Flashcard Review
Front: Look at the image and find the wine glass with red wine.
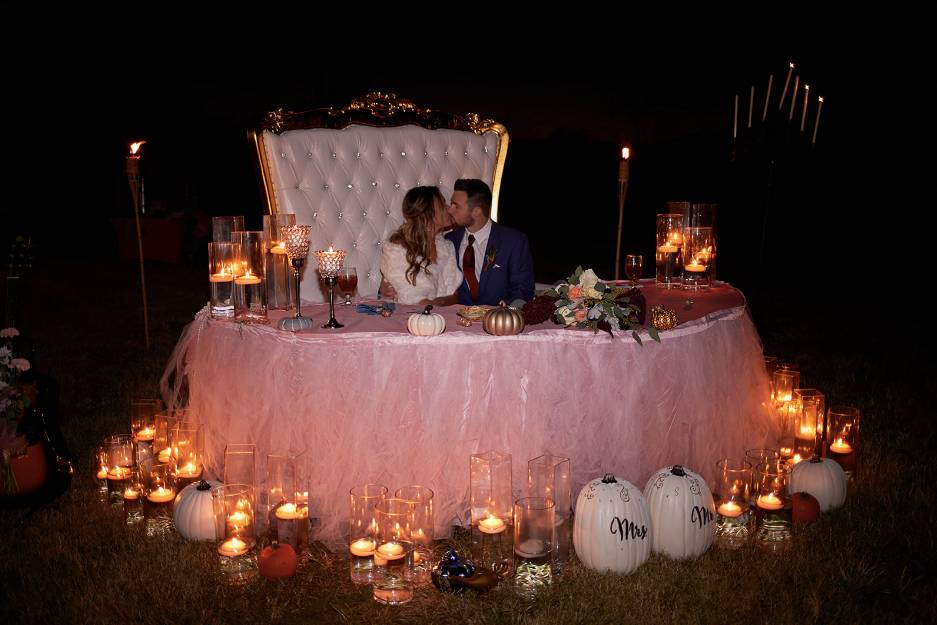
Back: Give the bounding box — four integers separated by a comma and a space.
624, 254, 643, 288
337, 266, 358, 305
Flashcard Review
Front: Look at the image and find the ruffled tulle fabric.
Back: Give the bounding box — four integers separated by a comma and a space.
161, 284, 775, 543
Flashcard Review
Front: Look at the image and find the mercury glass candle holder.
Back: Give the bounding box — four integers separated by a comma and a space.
714, 458, 751, 549
349, 484, 387, 585
209, 242, 239, 319
827, 405, 860, 479
277, 225, 313, 331
314, 247, 347, 329
213, 483, 258, 582
372, 498, 414, 605
233, 230, 267, 324
263, 213, 297, 310
527, 454, 571, 572
513, 497, 555, 597
655, 213, 684, 289
395, 485, 434, 587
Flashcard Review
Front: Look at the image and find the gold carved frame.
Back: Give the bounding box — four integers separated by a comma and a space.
249, 92, 510, 221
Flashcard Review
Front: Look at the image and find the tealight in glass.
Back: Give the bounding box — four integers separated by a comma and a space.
209, 242, 239, 319
104, 435, 135, 505
682, 226, 713, 291
266, 451, 309, 551
233, 230, 267, 324
349, 484, 387, 585
372, 498, 414, 605
213, 483, 258, 582
827, 405, 860, 479
753, 462, 792, 550
793, 389, 825, 459
714, 459, 751, 549
513, 497, 555, 598
655, 213, 684, 289
142, 461, 176, 536
263, 213, 296, 310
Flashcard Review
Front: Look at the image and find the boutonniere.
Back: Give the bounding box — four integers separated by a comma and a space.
483, 248, 498, 271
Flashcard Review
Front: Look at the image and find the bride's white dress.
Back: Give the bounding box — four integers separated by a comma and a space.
380, 234, 463, 304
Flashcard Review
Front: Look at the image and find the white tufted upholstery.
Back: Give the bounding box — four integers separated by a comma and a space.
260, 124, 502, 303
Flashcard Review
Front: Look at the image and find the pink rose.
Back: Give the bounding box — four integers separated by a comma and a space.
10, 358, 29, 371
574, 309, 588, 322
0, 328, 19, 338
568, 285, 583, 300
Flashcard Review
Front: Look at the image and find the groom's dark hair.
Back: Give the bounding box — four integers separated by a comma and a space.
454, 179, 492, 217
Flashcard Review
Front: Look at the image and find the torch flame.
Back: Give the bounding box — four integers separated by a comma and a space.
621, 147, 630, 160
129, 141, 146, 156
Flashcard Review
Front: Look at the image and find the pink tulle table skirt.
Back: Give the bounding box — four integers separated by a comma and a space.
161, 281, 777, 543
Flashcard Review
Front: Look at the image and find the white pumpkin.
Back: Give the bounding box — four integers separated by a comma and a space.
790, 457, 847, 512
173, 479, 222, 540
407, 305, 445, 336
643, 465, 715, 559
573, 474, 651, 575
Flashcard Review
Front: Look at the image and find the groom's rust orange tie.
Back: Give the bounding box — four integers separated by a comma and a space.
463, 234, 480, 300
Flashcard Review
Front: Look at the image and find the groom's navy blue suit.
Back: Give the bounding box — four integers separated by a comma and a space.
445, 222, 534, 306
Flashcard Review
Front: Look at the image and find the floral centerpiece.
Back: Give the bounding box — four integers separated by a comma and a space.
1, 327, 37, 493
545, 268, 659, 343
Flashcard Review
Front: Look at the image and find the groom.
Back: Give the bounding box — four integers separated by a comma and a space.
445, 179, 534, 307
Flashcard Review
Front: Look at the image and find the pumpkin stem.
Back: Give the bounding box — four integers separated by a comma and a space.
422, 305, 434, 315
499, 300, 508, 308
808, 455, 823, 464
196, 480, 212, 491
671, 465, 686, 477
601, 473, 617, 484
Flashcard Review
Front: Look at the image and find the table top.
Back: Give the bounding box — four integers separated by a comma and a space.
256, 280, 745, 339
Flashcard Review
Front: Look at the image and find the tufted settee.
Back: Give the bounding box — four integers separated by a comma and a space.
250, 93, 509, 303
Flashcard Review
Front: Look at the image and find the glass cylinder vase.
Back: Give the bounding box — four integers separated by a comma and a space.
233, 230, 267, 324
714, 458, 751, 549
263, 213, 296, 310
527, 454, 571, 572
682, 226, 714, 291
827, 405, 860, 478
104, 434, 135, 505
209, 242, 239, 319
372, 498, 414, 605
212, 215, 245, 243
513, 497, 555, 597
349, 484, 387, 585
213, 483, 258, 582
655, 213, 684, 289
753, 461, 792, 551
142, 461, 176, 536
395, 485, 434, 587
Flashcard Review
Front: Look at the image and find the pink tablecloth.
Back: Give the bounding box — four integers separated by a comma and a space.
161, 281, 776, 543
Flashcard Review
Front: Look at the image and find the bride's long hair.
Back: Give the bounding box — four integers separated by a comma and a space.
389, 186, 446, 286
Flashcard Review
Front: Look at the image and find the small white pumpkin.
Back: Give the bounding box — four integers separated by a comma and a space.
407, 305, 445, 336
573, 474, 651, 575
173, 479, 222, 540
643, 465, 716, 559
790, 457, 847, 512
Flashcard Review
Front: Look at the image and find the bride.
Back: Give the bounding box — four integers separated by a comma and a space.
380, 186, 462, 306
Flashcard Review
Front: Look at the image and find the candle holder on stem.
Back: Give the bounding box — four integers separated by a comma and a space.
277, 225, 313, 332
314, 247, 346, 329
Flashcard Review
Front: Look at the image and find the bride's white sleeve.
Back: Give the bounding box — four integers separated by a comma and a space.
436, 237, 464, 297
381, 243, 431, 304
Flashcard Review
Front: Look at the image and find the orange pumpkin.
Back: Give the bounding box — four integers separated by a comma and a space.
259, 541, 297, 580
792, 492, 821, 524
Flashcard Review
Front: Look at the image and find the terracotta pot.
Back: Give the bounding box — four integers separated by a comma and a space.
10, 444, 48, 494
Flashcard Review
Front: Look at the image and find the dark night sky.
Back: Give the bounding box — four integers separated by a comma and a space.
7, 47, 888, 292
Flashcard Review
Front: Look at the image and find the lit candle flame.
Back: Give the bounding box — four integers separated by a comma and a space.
129, 141, 146, 156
